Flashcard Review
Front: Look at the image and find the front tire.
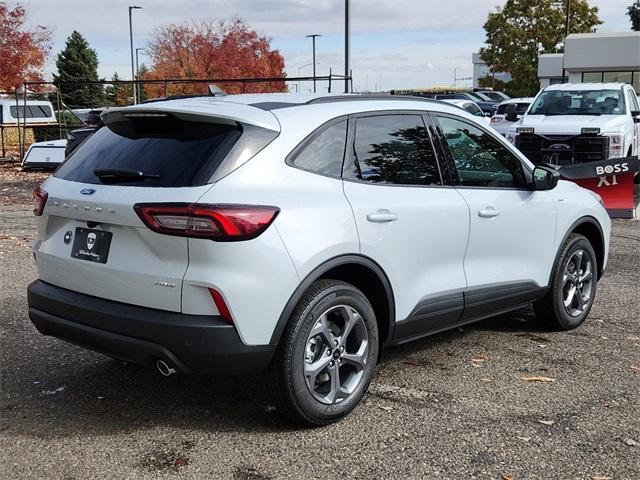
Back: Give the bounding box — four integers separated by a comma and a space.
268, 279, 379, 426
534, 234, 598, 330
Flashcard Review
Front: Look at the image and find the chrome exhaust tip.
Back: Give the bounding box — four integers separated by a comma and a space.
156, 359, 176, 377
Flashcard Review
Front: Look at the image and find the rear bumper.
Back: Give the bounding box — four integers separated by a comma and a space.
27, 280, 275, 375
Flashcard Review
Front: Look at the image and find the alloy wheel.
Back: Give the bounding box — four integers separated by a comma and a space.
303, 305, 369, 405
562, 249, 594, 317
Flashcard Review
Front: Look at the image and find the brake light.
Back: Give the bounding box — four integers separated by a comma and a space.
133, 203, 280, 241
32, 187, 48, 216
208, 288, 233, 324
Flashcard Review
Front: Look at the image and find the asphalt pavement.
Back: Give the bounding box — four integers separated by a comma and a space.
1, 168, 638, 479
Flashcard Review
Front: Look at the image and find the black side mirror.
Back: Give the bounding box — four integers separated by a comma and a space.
505, 104, 518, 122
631, 110, 640, 123
532, 165, 560, 191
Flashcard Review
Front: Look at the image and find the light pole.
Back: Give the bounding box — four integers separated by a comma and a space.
306, 34, 321, 93
297, 63, 313, 93
128, 5, 142, 104
136, 47, 145, 101
344, 0, 351, 93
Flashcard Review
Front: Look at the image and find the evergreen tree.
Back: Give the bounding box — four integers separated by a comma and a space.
54, 31, 105, 108
105, 72, 132, 106
629, 1, 640, 31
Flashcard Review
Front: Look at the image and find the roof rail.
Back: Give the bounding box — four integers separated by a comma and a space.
305, 94, 441, 105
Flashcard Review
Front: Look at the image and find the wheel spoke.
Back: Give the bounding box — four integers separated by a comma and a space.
564, 284, 577, 308
579, 263, 592, 283
342, 347, 367, 371
304, 355, 332, 386
339, 306, 363, 346
575, 287, 585, 311
309, 314, 335, 346
325, 366, 349, 404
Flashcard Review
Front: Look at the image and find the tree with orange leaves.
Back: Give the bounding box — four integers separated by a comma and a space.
145, 18, 286, 97
0, 2, 52, 91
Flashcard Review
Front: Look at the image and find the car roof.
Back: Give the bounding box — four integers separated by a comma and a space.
102, 93, 481, 132
498, 97, 534, 105
544, 83, 626, 92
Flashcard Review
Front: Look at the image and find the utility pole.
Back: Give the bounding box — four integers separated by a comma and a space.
128, 5, 142, 104
136, 47, 145, 102
561, 0, 571, 83
345, 0, 351, 93
306, 34, 321, 93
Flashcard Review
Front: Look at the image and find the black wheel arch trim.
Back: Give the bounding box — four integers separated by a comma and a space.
551, 215, 605, 284
269, 254, 396, 346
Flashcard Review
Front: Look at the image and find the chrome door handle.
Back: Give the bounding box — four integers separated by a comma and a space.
478, 207, 500, 218
366, 209, 398, 223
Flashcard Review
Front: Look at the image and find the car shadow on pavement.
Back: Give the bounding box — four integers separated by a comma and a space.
2, 306, 555, 440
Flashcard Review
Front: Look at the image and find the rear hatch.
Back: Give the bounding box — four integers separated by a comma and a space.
34, 102, 279, 312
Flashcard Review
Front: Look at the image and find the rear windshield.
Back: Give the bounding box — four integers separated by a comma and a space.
55, 115, 243, 187
496, 102, 530, 115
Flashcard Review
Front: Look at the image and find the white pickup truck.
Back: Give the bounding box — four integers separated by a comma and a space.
506, 83, 640, 165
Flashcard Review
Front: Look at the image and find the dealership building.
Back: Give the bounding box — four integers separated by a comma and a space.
538, 32, 640, 90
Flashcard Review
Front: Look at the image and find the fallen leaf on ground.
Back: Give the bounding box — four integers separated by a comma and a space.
538, 419, 555, 426
471, 354, 490, 367
521, 375, 556, 383
502, 474, 514, 480
379, 405, 393, 411
631, 364, 640, 373
516, 436, 531, 442
623, 438, 638, 446
591, 476, 612, 480
403, 360, 421, 367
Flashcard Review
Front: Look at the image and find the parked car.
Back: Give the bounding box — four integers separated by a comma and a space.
507, 83, 640, 164
428, 93, 499, 115
65, 110, 105, 158
490, 97, 534, 135
441, 99, 491, 125
28, 93, 611, 425
476, 90, 511, 102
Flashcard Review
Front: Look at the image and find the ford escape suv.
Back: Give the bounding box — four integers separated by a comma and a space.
28, 93, 611, 425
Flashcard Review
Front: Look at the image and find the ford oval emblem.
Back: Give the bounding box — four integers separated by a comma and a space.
80, 188, 96, 195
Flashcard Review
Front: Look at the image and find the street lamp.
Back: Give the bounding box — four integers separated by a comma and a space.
306, 34, 321, 93
344, 0, 351, 93
297, 63, 313, 93
128, 5, 142, 104
136, 47, 146, 101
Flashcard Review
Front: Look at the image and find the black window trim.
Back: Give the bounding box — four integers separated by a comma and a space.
284, 115, 349, 180
430, 111, 534, 191
341, 109, 450, 189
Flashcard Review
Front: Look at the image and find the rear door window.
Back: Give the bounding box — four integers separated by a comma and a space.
345, 114, 441, 186
55, 115, 243, 187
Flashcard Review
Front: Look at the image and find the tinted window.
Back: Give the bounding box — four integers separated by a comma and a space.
529, 89, 625, 116
10, 105, 53, 118
55, 115, 243, 187
348, 114, 441, 186
290, 120, 346, 177
463, 102, 483, 116
436, 115, 527, 188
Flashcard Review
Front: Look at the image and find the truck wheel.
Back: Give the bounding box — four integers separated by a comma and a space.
268, 280, 378, 426
534, 234, 598, 330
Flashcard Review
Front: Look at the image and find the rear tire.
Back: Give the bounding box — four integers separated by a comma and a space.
267, 279, 378, 426
534, 234, 598, 330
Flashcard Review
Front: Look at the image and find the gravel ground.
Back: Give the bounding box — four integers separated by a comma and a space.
1, 166, 639, 479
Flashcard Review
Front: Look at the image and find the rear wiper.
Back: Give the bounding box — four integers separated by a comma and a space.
94, 168, 160, 184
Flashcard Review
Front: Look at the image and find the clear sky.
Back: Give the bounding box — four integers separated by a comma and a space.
22, 0, 634, 92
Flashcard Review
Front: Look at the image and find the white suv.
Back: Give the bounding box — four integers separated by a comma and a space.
28, 93, 611, 425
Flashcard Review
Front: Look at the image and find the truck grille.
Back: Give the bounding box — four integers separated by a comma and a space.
515, 133, 609, 166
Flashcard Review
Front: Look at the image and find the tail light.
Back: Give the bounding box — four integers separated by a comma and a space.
32, 187, 48, 216
133, 203, 280, 241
